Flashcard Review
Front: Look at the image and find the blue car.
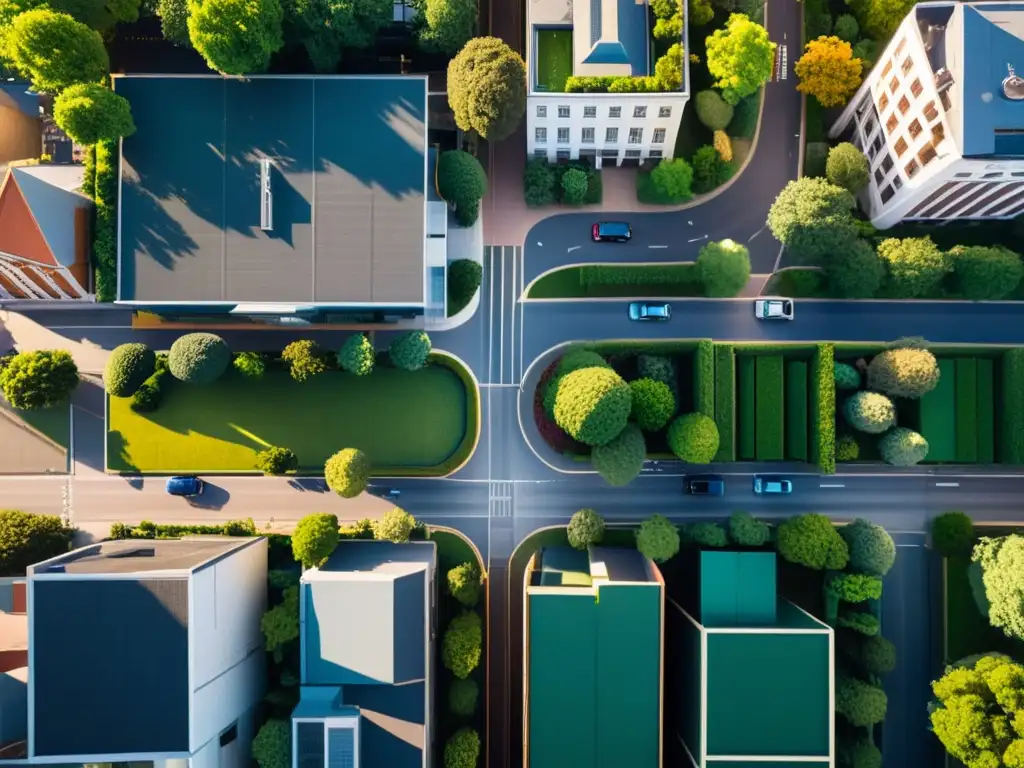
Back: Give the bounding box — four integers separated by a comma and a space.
166, 476, 204, 497
753, 476, 792, 494
686, 475, 725, 496
628, 302, 671, 321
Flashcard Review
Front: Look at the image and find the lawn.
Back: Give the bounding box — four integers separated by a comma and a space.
714, 345, 736, 461
527, 263, 703, 298
535, 29, 573, 92
917, 356, 997, 464
107, 364, 471, 474
920, 359, 956, 462
754, 355, 785, 460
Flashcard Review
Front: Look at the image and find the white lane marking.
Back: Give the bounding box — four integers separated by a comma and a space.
687, 235, 708, 243
747, 226, 766, 243
648, 245, 669, 249
567, 245, 581, 253
936, 482, 961, 487
820, 483, 845, 488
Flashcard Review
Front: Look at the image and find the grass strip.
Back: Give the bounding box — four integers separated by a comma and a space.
920, 359, 956, 462
810, 344, 835, 474
785, 360, 808, 462
754, 355, 785, 460
955, 358, 978, 463
714, 344, 736, 461
1001, 349, 1024, 464
694, 339, 715, 420
738, 355, 756, 460
977, 358, 995, 464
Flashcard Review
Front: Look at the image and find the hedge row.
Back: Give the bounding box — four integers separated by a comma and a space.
714, 344, 736, 461
755, 355, 785, 461
786, 361, 808, 462
93, 140, 119, 302
919, 359, 956, 462
811, 344, 836, 474
955, 358, 978, 463
579, 263, 700, 287
978, 358, 995, 464
110, 519, 257, 539
1002, 348, 1024, 463
81, 144, 97, 200
738, 355, 756, 460
694, 340, 715, 420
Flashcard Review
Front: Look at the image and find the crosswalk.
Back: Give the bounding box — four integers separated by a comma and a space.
485, 245, 523, 387
489, 481, 513, 518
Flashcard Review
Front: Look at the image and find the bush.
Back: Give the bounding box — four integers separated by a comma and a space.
332, 334, 374, 377
694, 89, 734, 130
834, 362, 861, 390
838, 608, 880, 635
92, 139, 118, 301
879, 426, 928, 466
713, 129, 733, 163
777, 513, 849, 570
0, 350, 79, 410
291, 513, 339, 568
931, 511, 975, 557
443, 611, 483, 678
667, 412, 720, 463
281, 340, 328, 382
688, 522, 728, 547
0, 510, 73, 576
694, 339, 715, 419
324, 448, 371, 498
444, 727, 480, 768
104, 343, 155, 397
973, 535, 1024, 641
836, 434, 860, 461
556, 349, 611, 376
767, 177, 857, 262
650, 158, 694, 202
252, 719, 290, 768
629, 378, 675, 431
859, 634, 896, 675
697, 238, 751, 297
842, 739, 881, 768
447, 561, 482, 607
843, 391, 896, 434
836, 676, 887, 726
636, 514, 680, 562
389, 331, 432, 371
812, 343, 836, 474
949, 245, 1024, 300
866, 347, 940, 399
1004, 348, 1024, 464
729, 511, 770, 546
448, 37, 527, 141
840, 518, 896, 577
592, 423, 646, 486
524, 158, 557, 206
168, 333, 230, 385
729, 90, 761, 138
691, 145, 724, 195
567, 508, 606, 549
53, 83, 135, 145
374, 507, 416, 543
877, 236, 949, 298
825, 142, 869, 193
233, 351, 266, 379
853, 38, 879, 68
447, 259, 483, 315
553, 366, 632, 447
256, 446, 297, 475
561, 167, 588, 205
437, 150, 486, 226
825, 238, 884, 299
448, 678, 479, 717
827, 572, 883, 602
637, 355, 678, 399
833, 13, 859, 41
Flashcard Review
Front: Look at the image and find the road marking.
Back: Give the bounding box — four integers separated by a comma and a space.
820, 483, 845, 488
747, 226, 766, 243
489, 480, 513, 518
648, 245, 668, 249
567, 245, 581, 253
936, 482, 961, 487
687, 235, 708, 243
480, 383, 520, 388
536, 241, 543, 246
687, 220, 693, 225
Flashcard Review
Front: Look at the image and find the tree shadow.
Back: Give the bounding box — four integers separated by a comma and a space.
106, 430, 139, 473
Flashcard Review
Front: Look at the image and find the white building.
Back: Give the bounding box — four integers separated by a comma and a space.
830, 2, 1024, 229
526, 0, 689, 166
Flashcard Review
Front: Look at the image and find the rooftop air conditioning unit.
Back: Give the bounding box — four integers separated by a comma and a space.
1003, 64, 1024, 100
260, 157, 273, 231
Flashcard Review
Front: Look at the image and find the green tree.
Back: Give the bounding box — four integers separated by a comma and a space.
862, 0, 915, 39
158, 0, 190, 44
443, 611, 482, 678
650, 157, 694, 201
777, 513, 849, 570
878, 427, 929, 466
233, 351, 266, 378
729, 511, 770, 546
168, 332, 231, 384
836, 433, 860, 460
187, 0, 283, 74
654, 43, 684, 90
561, 167, 588, 205
1, 0, 142, 30
447, 37, 526, 141
448, 678, 479, 717
834, 362, 861, 390
825, 142, 870, 193
252, 719, 291, 768
337, 333, 375, 376
447, 259, 483, 314
324, 448, 371, 498
374, 507, 416, 542
859, 634, 895, 675
687, 0, 713, 26
557, 349, 611, 376
688, 521, 728, 547
843, 391, 896, 434
552, 366, 632, 447
261, 585, 299, 653
852, 38, 879, 68
444, 727, 480, 768
524, 158, 556, 206
666, 412, 720, 463
104, 343, 155, 397
694, 89, 734, 130
866, 347, 940, 398
567, 507, 605, 550
833, 13, 858, 41
629, 377, 675, 432
53, 83, 134, 144
705, 13, 776, 104
697, 238, 751, 297
825, 239, 884, 299
842, 739, 882, 768
281, 339, 328, 382
973, 535, 1024, 641
876, 236, 949, 298
5, 9, 107, 92
0, 349, 79, 409
836, 675, 887, 726
447, 561, 482, 607
0, 510, 72, 576
691, 145, 724, 194
827, 572, 883, 602
636, 514, 680, 562
437, 150, 487, 225
931, 511, 975, 557
637, 354, 677, 399
838, 607, 880, 635
592, 422, 646, 486
418, 0, 476, 55
389, 331, 432, 371
841, 518, 896, 576
767, 177, 857, 262
292, 513, 339, 567
950, 245, 1024, 301
256, 446, 297, 475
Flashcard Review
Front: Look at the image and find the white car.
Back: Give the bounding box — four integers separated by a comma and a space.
755, 297, 794, 320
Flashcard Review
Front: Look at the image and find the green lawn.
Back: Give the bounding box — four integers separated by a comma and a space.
738, 355, 756, 460
536, 29, 573, 92
108, 364, 471, 474
754, 355, 785, 460
786, 361, 808, 462
920, 359, 956, 462
527, 263, 703, 298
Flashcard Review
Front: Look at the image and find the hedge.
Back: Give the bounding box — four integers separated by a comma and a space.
1002, 348, 1024, 463
738, 355, 756, 460
81, 143, 97, 200
110, 518, 257, 539
93, 139, 119, 302
714, 344, 736, 461
954, 358, 978, 463
810, 344, 836, 474
978, 357, 995, 464
919, 358, 956, 462
694, 339, 715, 420
755, 355, 784, 461
786, 361, 808, 462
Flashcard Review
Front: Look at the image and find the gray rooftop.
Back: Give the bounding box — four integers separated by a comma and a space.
589, 546, 654, 583
114, 75, 428, 306
30, 538, 248, 576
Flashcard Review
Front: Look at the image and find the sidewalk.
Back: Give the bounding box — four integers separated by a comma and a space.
0, 310, 111, 374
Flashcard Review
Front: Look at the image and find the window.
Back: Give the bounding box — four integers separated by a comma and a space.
878, 93, 889, 112
954, 172, 972, 178
940, 90, 952, 111
881, 60, 893, 79
874, 167, 884, 185
1013, 172, 1024, 178
652, 128, 666, 144
918, 143, 937, 166
898, 95, 910, 115
649, 149, 663, 158
558, 105, 570, 118
889, 75, 900, 94
886, 114, 899, 134
908, 119, 922, 139
633, 106, 647, 118
582, 127, 595, 143
536, 105, 547, 118
880, 184, 896, 203
894, 137, 908, 157
584, 106, 597, 118
910, 78, 923, 97
659, 106, 672, 118
534, 149, 546, 158
557, 127, 569, 143
894, 37, 906, 57
881, 154, 894, 174
628, 127, 643, 144
931, 122, 945, 146
625, 149, 642, 158
220, 724, 238, 748
609, 106, 622, 118
901, 57, 913, 75
923, 101, 938, 121
535, 127, 547, 143
601, 149, 618, 158
893, 174, 903, 190
556, 149, 571, 159
905, 159, 919, 178
605, 127, 618, 143
873, 134, 883, 153
983, 171, 1003, 179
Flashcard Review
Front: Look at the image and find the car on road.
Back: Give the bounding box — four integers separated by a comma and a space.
686, 475, 725, 496
592, 221, 632, 242
753, 476, 792, 494
166, 476, 204, 497
755, 297, 794, 320
628, 302, 671, 321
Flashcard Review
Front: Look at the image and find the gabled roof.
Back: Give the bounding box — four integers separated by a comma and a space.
0, 165, 90, 268
571, 0, 650, 77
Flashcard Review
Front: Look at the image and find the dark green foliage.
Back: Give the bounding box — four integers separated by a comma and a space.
694, 339, 715, 418
447, 36, 527, 142
281, 340, 328, 382
437, 151, 486, 226
812, 344, 836, 473
956, 358, 978, 463
443, 611, 482, 678
104, 343, 155, 397
825, 239, 884, 299
852, 39, 879, 68
524, 159, 556, 206
0, 510, 73, 576
714, 345, 736, 461
777, 513, 849, 570
448, 677, 479, 717
629, 378, 675, 432
754, 355, 784, 460
553, 366, 632, 447
694, 89, 734, 130
877, 236, 950, 298
786, 360, 808, 461
291, 513, 339, 567
836, 675, 887, 726
688, 521, 728, 547
637, 354, 677, 400
130, 355, 168, 413
6, 9, 108, 92
337, 334, 375, 376
838, 608, 880, 636
158, 0, 190, 44
53, 83, 135, 145
833, 13, 858, 41
80, 144, 96, 199
1002, 348, 1024, 464
92, 139, 118, 302
692, 145, 725, 194
561, 167, 588, 205
843, 391, 896, 434
738, 354, 756, 460
447, 561, 482, 607
859, 634, 895, 675
593, 422, 646, 486
667, 412, 720, 463
417, 0, 476, 55
324, 448, 370, 498
447, 259, 483, 315
836, 433, 859, 461
806, 8, 831, 38
767, 178, 857, 262
728, 89, 761, 139
842, 739, 881, 768
256, 446, 297, 475
978, 358, 995, 464
879, 427, 929, 466
825, 142, 869, 193
389, 331, 432, 371
651, 157, 694, 202
698, 239, 751, 297
841, 518, 896, 576
557, 349, 611, 377
949, 245, 1023, 300
931, 511, 975, 557
729, 511, 770, 546
827, 572, 883, 602
444, 727, 480, 768
567, 507, 605, 549
168, 333, 230, 385
636, 514, 680, 562
234, 351, 266, 379
866, 347, 940, 399
252, 719, 290, 768
804, 141, 828, 178
834, 362, 861, 390
0, 350, 79, 409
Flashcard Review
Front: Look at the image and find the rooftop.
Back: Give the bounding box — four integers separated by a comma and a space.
0, 165, 91, 271
29, 537, 249, 576
114, 75, 428, 307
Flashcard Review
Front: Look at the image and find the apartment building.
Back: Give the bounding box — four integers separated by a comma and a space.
830, 2, 1024, 229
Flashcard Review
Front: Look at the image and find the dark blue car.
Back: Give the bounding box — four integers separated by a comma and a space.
166, 476, 204, 497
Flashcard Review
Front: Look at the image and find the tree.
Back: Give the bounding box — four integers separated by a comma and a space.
838, 608, 880, 635
252, 719, 291, 768
234, 351, 266, 378
688, 522, 728, 547
281, 339, 328, 382
842, 739, 882, 768
158, 0, 190, 44
853, 39, 879, 69
973, 535, 1024, 641
0, 510, 72, 576
389, 331, 432, 371
324, 448, 371, 498
256, 446, 298, 475
168, 332, 231, 384
825, 239, 884, 299
836, 434, 860, 461
567, 508, 605, 550
833, 13, 858, 41
866, 347, 940, 398
636, 514, 680, 562
834, 362, 861, 390
637, 354, 678, 399
447, 37, 526, 142
444, 727, 480, 768
729, 511, 770, 546
561, 167, 588, 205
629, 378, 675, 432
694, 89, 733, 130
447, 259, 483, 314
261, 585, 299, 653
552, 366, 632, 447
291, 513, 339, 567
447, 561, 482, 607
795, 36, 863, 108
825, 142, 870, 193
443, 611, 482, 678
859, 634, 896, 675
654, 43, 684, 91
104, 343, 155, 397
862, 0, 915, 39
448, 678, 479, 717
687, 0, 713, 26
697, 238, 751, 297
650, 157, 694, 201
692, 145, 724, 195
705, 13, 776, 105
931, 511, 975, 557
827, 572, 883, 602
841, 518, 896, 576
878, 427, 929, 466
524, 158, 556, 206
5, 9, 107, 92
53, 83, 134, 144
374, 507, 416, 542
843, 391, 896, 434
836, 675, 887, 726
666, 412, 719, 463
877, 237, 949, 298
418, 0, 476, 55
0, 350, 79, 409
337, 334, 375, 376
187, 0, 283, 74
592, 422, 646, 486
556, 349, 611, 377
767, 178, 857, 262
777, 513, 849, 570
437, 150, 486, 226
950, 245, 1024, 300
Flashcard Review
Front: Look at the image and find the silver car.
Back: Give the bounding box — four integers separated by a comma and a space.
755, 297, 794, 320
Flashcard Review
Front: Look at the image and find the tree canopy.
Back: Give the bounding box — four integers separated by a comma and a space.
374, 507, 416, 542
777, 513, 849, 570
840, 518, 896, 576
417, 0, 476, 54
389, 331, 432, 371
167, 332, 231, 384
843, 390, 897, 434
592, 422, 646, 486
862, 0, 916, 39
0, 510, 73, 576
729, 511, 771, 546
879, 427, 929, 466
629, 377, 675, 432
324, 448, 371, 498
291, 513, 340, 567
338, 333, 375, 376
825, 238, 884, 298
444, 728, 480, 768
252, 719, 291, 768
825, 142, 870, 193
973, 535, 1024, 641
0, 349, 79, 410
931, 511, 975, 557
256, 446, 298, 475
104, 343, 155, 398
442, 611, 482, 678
5, 9, 108, 92
188, 0, 283, 74
281, 339, 328, 382
650, 157, 694, 201
795, 36, 863, 108
447, 561, 482, 607
705, 13, 776, 104
53, 83, 135, 144
447, 37, 526, 141
949, 245, 1024, 301
636, 514, 680, 562
437, 150, 487, 225
666, 412, 720, 463
836, 675, 887, 726
552, 366, 632, 447
876, 236, 949, 298
697, 238, 751, 297
567, 508, 606, 550
694, 89, 734, 130
866, 347, 940, 399
767, 177, 857, 262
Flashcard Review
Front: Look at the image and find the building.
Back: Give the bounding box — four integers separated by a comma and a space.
523, 546, 664, 768
293, 540, 437, 768
23, 537, 268, 766
112, 74, 449, 324
526, 0, 689, 166
0, 84, 42, 168
830, 2, 1024, 228
667, 551, 834, 768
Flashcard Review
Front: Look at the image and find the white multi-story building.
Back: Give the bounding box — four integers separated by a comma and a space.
526, 0, 689, 166
830, 1, 1024, 229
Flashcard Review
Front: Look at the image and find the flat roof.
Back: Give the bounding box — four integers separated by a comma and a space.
114, 75, 428, 306
30, 538, 249, 575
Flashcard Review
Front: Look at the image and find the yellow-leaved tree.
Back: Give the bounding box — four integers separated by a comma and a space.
795, 36, 863, 108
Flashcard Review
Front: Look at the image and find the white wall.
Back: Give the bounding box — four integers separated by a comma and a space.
191, 648, 264, 756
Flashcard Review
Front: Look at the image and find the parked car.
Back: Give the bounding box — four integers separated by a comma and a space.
165, 476, 204, 497
753, 476, 792, 494
755, 297, 795, 320
592, 221, 632, 242
686, 475, 725, 496
628, 302, 671, 321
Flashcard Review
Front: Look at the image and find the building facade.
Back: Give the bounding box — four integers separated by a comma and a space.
830, 2, 1024, 228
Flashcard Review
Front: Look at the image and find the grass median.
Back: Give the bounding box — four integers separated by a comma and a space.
527, 263, 704, 299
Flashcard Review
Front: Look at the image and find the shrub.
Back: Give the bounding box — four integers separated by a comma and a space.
561, 167, 588, 205
92, 139, 118, 301
252, 719, 290, 768
261, 584, 299, 654
167, 333, 230, 385
256, 446, 297, 475
188, 0, 283, 74
281, 340, 328, 382
130, 376, 165, 412
729, 511, 770, 546
694, 89, 734, 130
825, 142, 869, 193
654, 42, 684, 90
713, 129, 733, 162
795, 36, 863, 108
812, 343, 836, 474
524, 158, 557, 206
444, 727, 480, 768
233, 351, 266, 379
836, 676, 887, 726
777, 513, 849, 570
688, 522, 728, 547
447, 561, 482, 607
553, 366, 632, 446
53, 83, 135, 145
291, 513, 339, 568
840, 518, 896, 576
838, 608, 880, 635
448, 678, 479, 717
692, 145, 724, 195
650, 157, 694, 202
636, 514, 680, 562
104, 343, 155, 397
834, 362, 861, 390
629, 378, 675, 431
333, 334, 375, 376
827, 572, 883, 602
556, 349, 611, 376
389, 331, 432, 371
705, 13, 776, 104
842, 739, 881, 768
447, 37, 527, 142
949, 245, 1024, 301
666, 412, 720, 463
931, 511, 975, 557
843, 391, 896, 434
637, 354, 678, 398
866, 347, 940, 399
767, 177, 857, 262
374, 507, 416, 543
567, 508, 606, 549
697, 238, 751, 297
592, 423, 646, 486
1, 350, 79, 410
833, 13, 859, 41
877, 236, 949, 298
825, 238, 884, 299
879, 427, 929, 466
437, 150, 486, 226
853, 38, 879, 68
447, 259, 483, 315
443, 611, 483, 678
973, 535, 1024, 641
859, 634, 896, 675
324, 448, 371, 498
0, 510, 73, 576
836, 434, 860, 461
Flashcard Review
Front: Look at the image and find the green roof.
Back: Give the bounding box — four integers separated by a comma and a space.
699, 551, 777, 627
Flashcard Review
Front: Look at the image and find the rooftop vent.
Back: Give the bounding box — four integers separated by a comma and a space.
260, 157, 273, 231
1004, 64, 1024, 101
935, 67, 954, 94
